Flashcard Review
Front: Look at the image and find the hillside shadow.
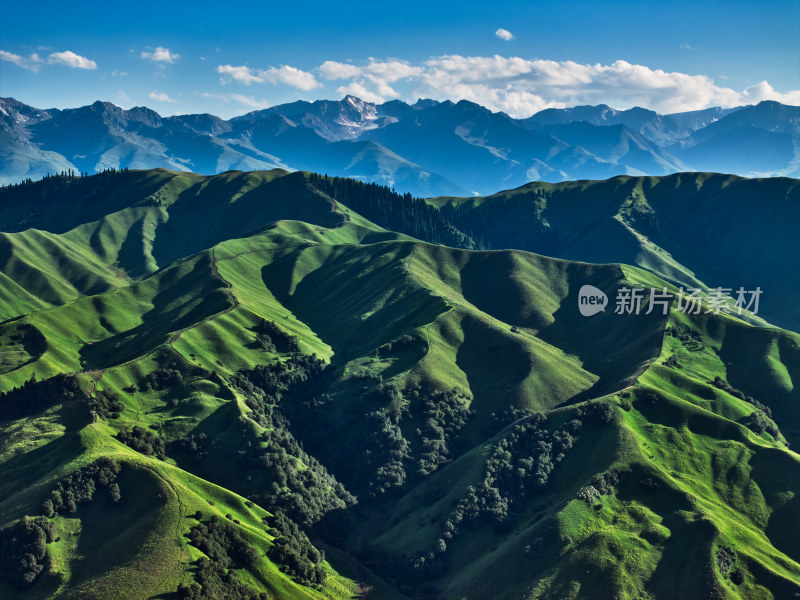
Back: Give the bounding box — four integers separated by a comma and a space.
21, 323, 47, 358
615, 465, 714, 599
537, 273, 669, 403
455, 314, 536, 414
150, 171, 343, 268
116, 216, 156, 278
167, 402, 245, 491
374, 336, 429, 381
260, 242, 447, 358
0, 323, 47, 375
644, 511, 717, 600
0, 402, 90, 504
717, 324, 800, 448
458, 252, 555, 331
80, 257, 230, 369
69, 465, 171, 597
749, 447, 800, 564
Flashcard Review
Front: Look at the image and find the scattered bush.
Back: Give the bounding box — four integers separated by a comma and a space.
44, 457, 122, 516
117, 426, 167, 459
11, 459, 122, 588
229, 356, 355, 526
92, 389, 125, 419
577, 485, 601, 505
267, 510, 326, 586
639, 477, 661, 492
0, 516, 56, 588
146, 368, 183, 390
414, 388, 473, 478
577, 401, 615, 424
665, 326, 705, 351
376, 334, 416, 357
182, 516, 265, 599
254, 319, 300, 354
746, 411, 780, 440
172, 433, 215, 462
712, 376, 778, 437
709, 377, 781, 439
486, 406, 537, 436
716, 545, 737, 576
0, 374, 82, 419
400, 414, 584, 580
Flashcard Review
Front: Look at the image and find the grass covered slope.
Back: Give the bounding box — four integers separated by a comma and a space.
427, 308, 800, 600
0, 169, 799, 600
429, 173, 800, 332
0, 168, 403, 319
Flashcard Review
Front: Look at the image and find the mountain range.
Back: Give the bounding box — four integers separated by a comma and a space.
2, 96, 799, 195
1, 168, 799, 599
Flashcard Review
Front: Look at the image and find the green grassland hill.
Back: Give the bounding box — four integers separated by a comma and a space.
0, 168, 798, 599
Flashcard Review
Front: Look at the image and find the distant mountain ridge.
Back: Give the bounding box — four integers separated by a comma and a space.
2, 96, 799, 195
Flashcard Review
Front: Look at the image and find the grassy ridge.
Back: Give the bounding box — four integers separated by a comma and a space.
430, 173, 800, 332
0, 169, 798, 599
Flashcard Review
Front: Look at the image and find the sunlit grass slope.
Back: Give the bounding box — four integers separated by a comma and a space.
0, 169, 798, 599
430, 173, 800, 332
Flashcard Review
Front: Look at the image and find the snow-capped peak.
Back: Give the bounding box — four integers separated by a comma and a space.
344, 95, 378, 121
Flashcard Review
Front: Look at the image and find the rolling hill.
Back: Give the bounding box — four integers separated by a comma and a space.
0, 168, 799, 599
427, 173, 800, 332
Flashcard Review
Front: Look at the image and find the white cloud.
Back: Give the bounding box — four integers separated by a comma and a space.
495, 28, 514, 41
738, 80, 800, 106
199, 91, 270, 109
1, 49, 97, 71
210, 54, 799, 116
149, 90, 177, 103
260, 65, 321, 90
141, 46, 180, 63
48, 50, 97, 69
336, 82, 387, 104
111, 70, 128, 77
0, 49, 42, 71
318, 59, 419, 102
217, 64, 320, 90
319, 59, 421, 82
319, 60, 362, 79
228, 93, 270, 108
314, 55, 800, 116
116, 90, 133, 108
217, 64, 263, 85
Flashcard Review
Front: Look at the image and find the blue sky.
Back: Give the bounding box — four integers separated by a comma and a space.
1, 0, 798, 118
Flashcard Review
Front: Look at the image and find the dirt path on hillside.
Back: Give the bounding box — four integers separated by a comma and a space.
85, 369, 105, 394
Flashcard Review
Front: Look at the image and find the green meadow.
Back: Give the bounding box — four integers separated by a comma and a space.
0, 168, 798, 599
